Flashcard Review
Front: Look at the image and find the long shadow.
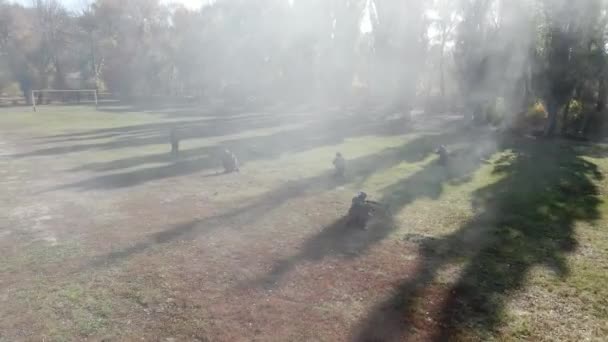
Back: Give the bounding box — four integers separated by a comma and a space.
35, 102, 334, 146
68, 113, 446, 175
39, 103, 255, 141
18, 112, 309, 158
354, 138, 603, 341
241, 128, 496, 289
95, 100, 302, 119
50, 114, 431, 191
81, 119, 495, 273
81, 141, 418, 269
18, 120, 206, 157
65, 114, 381, 173
38, 119, 207, 142
81, 128, 474, 270
85, 172, 323, 269
245, 214, 398, 289
40, 108, 316, 144
353, 123, 493, 189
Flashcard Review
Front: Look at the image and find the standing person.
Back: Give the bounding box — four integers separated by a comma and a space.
170, 127, 180, 159
333, 152, 346, 178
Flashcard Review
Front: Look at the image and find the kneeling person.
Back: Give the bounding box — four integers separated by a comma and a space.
333, 152, 346, 178
436, 145, 449, 166
222, 149, 240, 173
170, 128, 180, 158
348, 191, 373, 228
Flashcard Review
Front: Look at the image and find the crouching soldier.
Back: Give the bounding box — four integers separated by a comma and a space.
348, 192, 373, 228
436, 145, 449, 166
170, 127, 180, 159
222, 149, 240, 173
333, 152, 346, 178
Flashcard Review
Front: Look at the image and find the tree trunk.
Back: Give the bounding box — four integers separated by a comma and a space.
439, 36, 447, 100
21, 82, 32, 105
544, 98, 559, 137
581, 78, 607, 136
579, 111, 591, 137
597, 78, 606, 113
53, 60, 66, 90
561, 97, 572, 135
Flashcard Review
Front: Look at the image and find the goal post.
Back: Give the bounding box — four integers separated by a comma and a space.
32, 89, 98, 112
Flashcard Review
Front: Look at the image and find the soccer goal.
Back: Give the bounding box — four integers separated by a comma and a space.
31, 89, 98, 111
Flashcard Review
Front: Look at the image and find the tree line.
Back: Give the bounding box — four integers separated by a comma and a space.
1, 0, 607, 137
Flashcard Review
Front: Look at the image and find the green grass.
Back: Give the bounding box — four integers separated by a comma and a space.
0, 241, 83, 274
12, 279, 117, 339
1, 106, 608, 340
0, 106, 164, 132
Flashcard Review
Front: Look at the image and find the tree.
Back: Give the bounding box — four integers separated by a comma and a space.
0, 0, 606, 140
431, 0, 459, 100
369, 0, 428, 110
33, 0, 71, 90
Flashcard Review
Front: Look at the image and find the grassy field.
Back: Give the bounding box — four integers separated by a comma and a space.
0, 104, 607, 341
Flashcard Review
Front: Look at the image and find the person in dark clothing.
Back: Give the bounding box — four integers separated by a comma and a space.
170, 128, 180, 159
436, 145, 449, 166
348, 192, 373, 228
333, 152, 346, 178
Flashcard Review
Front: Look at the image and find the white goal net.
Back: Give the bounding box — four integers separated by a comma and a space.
31, 89, 98, 111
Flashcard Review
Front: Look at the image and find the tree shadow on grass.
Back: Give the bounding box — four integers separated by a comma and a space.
85, 176, 317, 269
25, 105, 399, 159
39, 108, 318, 146
50, 116, 466, 191
20, 112, 302, 158
241, 130, 497, 289
65, 114, 393, 174
38, 102, 303, 141
95, 101, 312, 119
81, 140, 426, 269
354, 138, 603, 341
80, 124, 476, 270
244, 213, 398, 289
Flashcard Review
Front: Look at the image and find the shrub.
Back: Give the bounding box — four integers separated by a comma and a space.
526, 101, 548, 126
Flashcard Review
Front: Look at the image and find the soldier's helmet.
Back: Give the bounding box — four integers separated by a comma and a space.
356, 191, 367, 201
